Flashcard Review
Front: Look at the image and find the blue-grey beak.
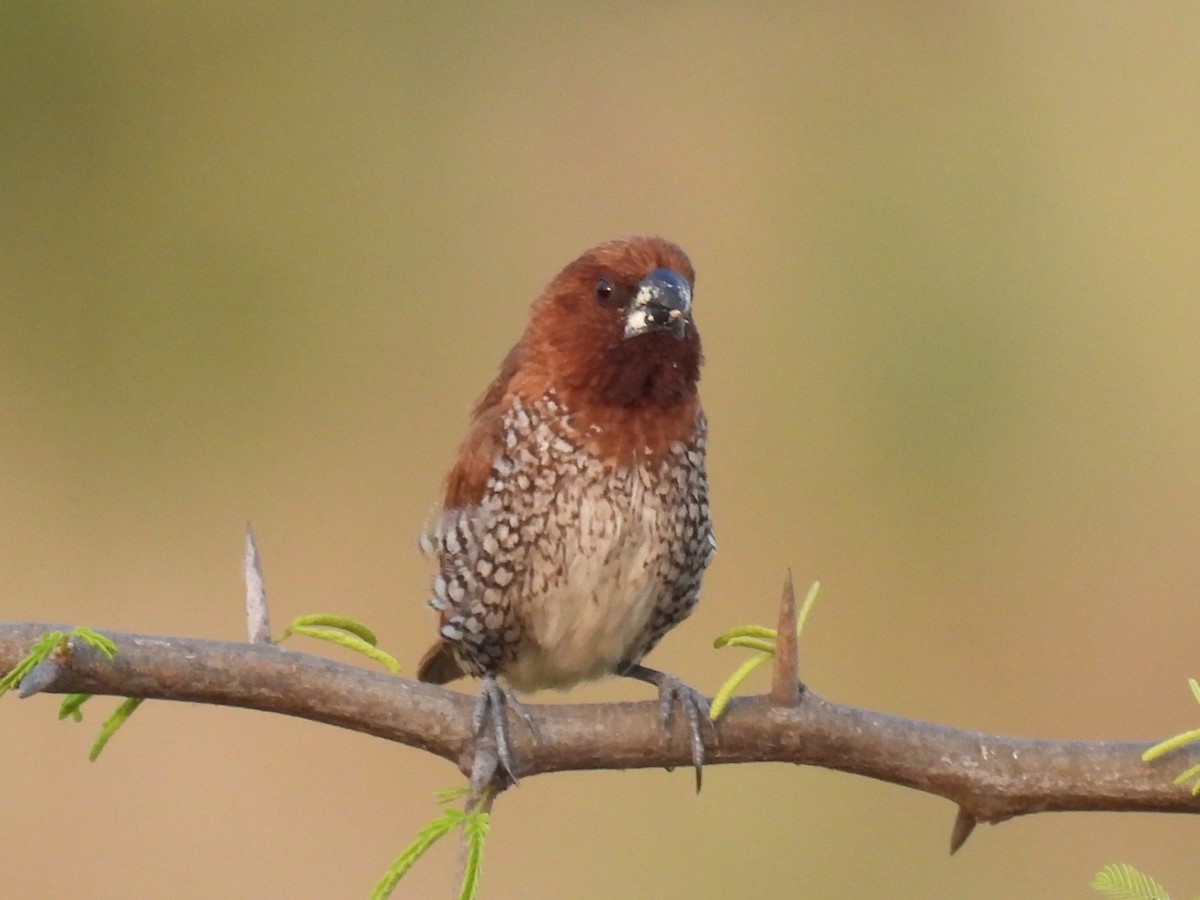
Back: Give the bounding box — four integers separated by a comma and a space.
623, 268, 692, 340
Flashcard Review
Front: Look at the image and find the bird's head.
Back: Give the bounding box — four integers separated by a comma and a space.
522, 236, 703, 410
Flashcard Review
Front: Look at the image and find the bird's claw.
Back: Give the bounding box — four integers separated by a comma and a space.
473, 675, 537, 785
625, 664, 712, 791
656, 675, 711, 792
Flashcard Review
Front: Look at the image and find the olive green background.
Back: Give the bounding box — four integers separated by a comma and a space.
3, 3, 1199, 898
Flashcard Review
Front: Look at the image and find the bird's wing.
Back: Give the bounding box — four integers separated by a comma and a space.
417, 342, 525, 684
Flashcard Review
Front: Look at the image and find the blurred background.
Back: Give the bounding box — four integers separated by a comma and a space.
2, 3, 1199, 897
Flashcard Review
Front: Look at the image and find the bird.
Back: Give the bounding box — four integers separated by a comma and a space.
416, 236, 716, 787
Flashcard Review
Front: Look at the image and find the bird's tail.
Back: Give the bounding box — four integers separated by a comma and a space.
417, 642, 466, 684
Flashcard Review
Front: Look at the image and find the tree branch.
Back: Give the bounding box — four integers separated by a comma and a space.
2, 620, 1197, 847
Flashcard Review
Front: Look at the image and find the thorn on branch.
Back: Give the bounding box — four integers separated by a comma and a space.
949, 806, 978, 854
244, 523, 272, 644
17, 655, 67, 699
770, 571, 801, 707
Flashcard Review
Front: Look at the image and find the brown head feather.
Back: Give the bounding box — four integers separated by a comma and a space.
511, 236, 703, 464
440, 236, 702, 509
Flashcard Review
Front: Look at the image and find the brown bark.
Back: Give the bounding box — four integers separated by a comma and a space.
3, 619, 1197, 852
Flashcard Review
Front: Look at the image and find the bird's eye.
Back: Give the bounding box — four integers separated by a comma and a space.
594, 277, 616, 305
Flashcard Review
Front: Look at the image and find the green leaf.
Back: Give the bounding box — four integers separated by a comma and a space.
1092, 863, 1170, 899
1, 627, 120, 700
286, 624, 401, 674
435, 786, 470, 806
89, 697, 145, 761
0, 627, 140, 758
796, 580, 821, 637
1170, 762, 1200, 790
71, 627, 116, 659
710, 581, 822, 720
712, 625, 777, 649
1143, 727, 1200, 762
458, 810, 489, 900
277, 615, 401, 674
721, 636, 778, 654
58, 693, 91, 721
283, 614, 379, 647
370, 808, 463, 900
0, 630, 65, 698
709, 654, 770, 721
371, 788, 494, 899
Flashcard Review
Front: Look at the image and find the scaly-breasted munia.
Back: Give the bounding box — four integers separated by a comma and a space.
417, 236, 715, 785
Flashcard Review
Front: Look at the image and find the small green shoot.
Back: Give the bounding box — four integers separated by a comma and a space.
278, 613, 401, 674
0, 631, 65, 698
0, 627, 117, 699
458, 807, 489, 900
72, 627, 117, 659
1091, 863, 1171, 899
371, 789, 490, 900
1143, 678, 1200, 793
435, 786, 470, 805
0, 626, 142, 759
87, 697, 145, 761
60, 692, 146, 760
710, 581, 820, 721
58, 693, 91, 722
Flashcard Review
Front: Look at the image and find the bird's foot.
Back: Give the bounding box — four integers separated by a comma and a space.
624, 664, 712, 791
472, 674, 537, 785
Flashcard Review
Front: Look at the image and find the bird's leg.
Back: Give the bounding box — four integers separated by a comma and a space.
623, 663, 712, 791
472, 673, 537, 784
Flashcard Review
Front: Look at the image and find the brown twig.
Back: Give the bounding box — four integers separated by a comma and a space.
2, 621, 1199, 838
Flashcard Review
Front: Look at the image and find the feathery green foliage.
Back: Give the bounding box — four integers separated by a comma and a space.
0, 627, 114, 698
458, 807, 489, 900
1091, 863, 1171, 899
72, 627, 117, 659
278, 613, 401, 673
709, 581, 821, 720
0, 627, 144, 759
371, 789, 490, 900
0, 631, 63, 697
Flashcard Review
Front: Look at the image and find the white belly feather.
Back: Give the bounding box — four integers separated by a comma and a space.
503, 466, 665, 691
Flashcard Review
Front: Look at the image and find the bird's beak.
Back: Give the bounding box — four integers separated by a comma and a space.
623, 268, 692, 341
